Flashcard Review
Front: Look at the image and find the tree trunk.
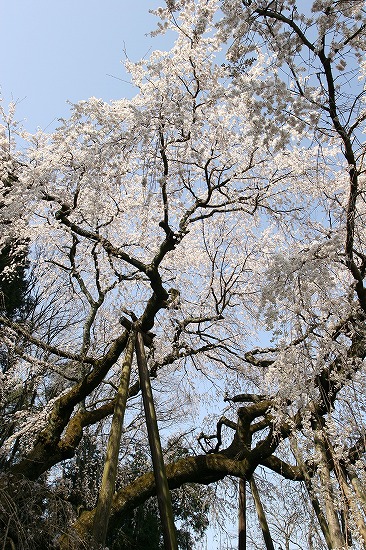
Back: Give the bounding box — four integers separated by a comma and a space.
92, 330, 136, 548
135, 329, 178, 550
292, 440, 333, 550
304, 476, 333, 550
335, 463, 366, 546
249, 476, 275, 550
314, 433, 345, 549
347, 466, 366, 514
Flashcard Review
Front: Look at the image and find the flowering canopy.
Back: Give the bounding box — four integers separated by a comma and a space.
1, 1, 366, 548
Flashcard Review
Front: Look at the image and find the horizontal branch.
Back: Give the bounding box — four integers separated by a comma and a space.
61, 453, 259, 548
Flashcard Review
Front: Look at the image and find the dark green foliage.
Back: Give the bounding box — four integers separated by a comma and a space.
0, 238, 36, 461
0, 238, 35, 376
0, 239, 33, 320
109, 501, 162, 550
107, 441, 211, 550
107, 484, 210, 550
61, 433, 104, 512
61, 437, 212, 549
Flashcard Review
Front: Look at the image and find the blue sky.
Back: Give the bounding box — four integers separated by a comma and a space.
0, 1, 173, 132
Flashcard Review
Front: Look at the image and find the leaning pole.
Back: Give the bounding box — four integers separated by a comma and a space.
92, 331, 136, 548
135, 328, 178, 550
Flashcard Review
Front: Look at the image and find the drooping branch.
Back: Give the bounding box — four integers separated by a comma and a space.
251, 3, 366, 313
0, 316, 95, 364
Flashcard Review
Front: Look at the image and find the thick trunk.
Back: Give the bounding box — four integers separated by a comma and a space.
9, 292, 168, 481
315, 434, 345, 549
335, 464, 366, 546
58, 453, 253, 549
10, 330, 130, 480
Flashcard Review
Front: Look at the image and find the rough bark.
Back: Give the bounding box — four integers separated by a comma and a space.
314, 433, 345, 549
335, 463, 366, 546
59, 453, 254, 549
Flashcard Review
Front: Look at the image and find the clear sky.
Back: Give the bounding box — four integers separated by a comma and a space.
0, 1, 173, 132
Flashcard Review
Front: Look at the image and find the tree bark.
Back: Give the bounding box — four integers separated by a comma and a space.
314, 433, 345, 549
304, 477, 333, 550
91, 330, 136, 548
335, 463, 366, 546
348, 466, 366, 513
135, 329, 178, 550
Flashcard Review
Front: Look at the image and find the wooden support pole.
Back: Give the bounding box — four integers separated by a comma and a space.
238, 478, 246, 550
135, 329, 178, 550
92, 330, 136, 548
250, 476, 275, 550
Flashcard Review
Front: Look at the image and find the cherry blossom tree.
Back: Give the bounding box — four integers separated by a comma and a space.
1, 1, 366, 548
